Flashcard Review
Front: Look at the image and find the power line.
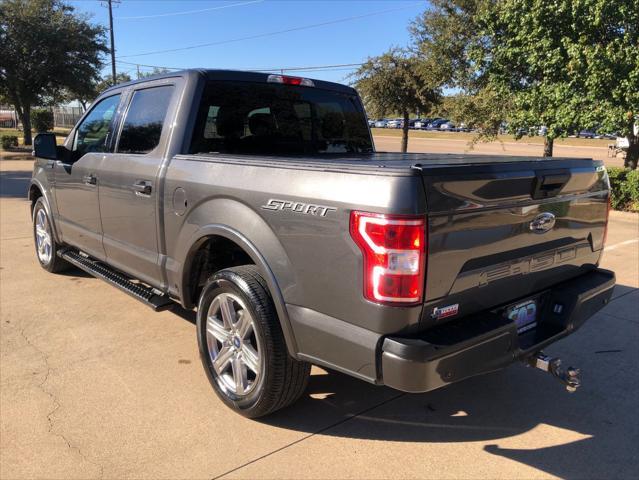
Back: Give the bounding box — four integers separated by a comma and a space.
118, 2, 423, 58
116, 0, 263, 20
116, 59, 365, 73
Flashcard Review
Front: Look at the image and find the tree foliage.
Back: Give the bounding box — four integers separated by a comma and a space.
411, 0, 490, 92
412, 0, 639, 166
31, 108, 54, 132
138, 67, 171, 78
0, 0, 107, 144
352, 48, 441, 152
96, 73, 132, 94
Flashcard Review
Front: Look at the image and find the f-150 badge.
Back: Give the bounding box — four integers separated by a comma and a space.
261, 199, 337, 217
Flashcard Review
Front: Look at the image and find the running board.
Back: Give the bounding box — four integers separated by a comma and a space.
59, 249, 174, 311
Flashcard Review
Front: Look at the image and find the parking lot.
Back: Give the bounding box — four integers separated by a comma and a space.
372, 130, 627, 168
1, 158, 638, 479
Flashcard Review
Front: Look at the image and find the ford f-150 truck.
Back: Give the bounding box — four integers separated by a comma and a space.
30, 69, 615, 418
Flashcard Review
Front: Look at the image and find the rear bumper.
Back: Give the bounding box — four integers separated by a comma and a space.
381, 268, 615, 393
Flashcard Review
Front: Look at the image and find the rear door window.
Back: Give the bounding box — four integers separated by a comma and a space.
117, 85, 174, 155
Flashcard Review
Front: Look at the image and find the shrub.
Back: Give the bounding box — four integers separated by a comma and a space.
1, 135, 19, 150
31, 108, 54, 132
608, 167, 639, 212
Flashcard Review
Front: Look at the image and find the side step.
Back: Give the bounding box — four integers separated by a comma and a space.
59, 249, 174, 311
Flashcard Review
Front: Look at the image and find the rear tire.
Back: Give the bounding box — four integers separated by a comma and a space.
196, 265, 310, 418
32, 198, 69, 273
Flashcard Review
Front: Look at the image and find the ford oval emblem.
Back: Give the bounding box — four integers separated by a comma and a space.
530, 212, 556, 233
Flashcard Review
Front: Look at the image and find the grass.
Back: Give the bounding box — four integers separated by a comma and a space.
370, 128, 613, 148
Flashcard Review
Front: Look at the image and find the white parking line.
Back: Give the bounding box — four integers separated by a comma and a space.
604, 238, 639, 251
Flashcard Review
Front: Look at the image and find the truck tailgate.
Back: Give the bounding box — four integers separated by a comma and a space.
420, 159, 609, 326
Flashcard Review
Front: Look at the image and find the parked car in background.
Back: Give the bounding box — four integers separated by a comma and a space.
439, 121, 456, 131
414, 118, 430, 130
386, 118, 403, 129
578, 130, 596, 139
374, 119, 388, 128
600, 132, 618, 140
427, 118, 447, 130
368, 119, 376, 128
538, 126, 548, 136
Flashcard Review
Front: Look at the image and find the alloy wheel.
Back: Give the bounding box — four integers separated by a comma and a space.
206, 292, 262, 396
35, 209, 52, 265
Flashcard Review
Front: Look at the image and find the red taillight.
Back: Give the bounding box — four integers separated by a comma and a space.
603, 195, 611, 246
267, 74, 315, 87
350, 211, 426, 305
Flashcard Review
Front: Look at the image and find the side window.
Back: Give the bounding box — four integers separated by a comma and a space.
73, 94, 121, 156
117, 85, 174, 155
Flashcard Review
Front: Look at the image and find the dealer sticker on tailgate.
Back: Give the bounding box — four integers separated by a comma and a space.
507, 300, 538, 333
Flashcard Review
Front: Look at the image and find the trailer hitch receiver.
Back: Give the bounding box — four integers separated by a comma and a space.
526, 352, 581, 392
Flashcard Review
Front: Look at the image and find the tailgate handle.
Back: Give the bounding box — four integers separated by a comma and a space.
532, 171, 570, 199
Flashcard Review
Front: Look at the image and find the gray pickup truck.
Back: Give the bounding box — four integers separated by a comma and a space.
30, 69, 615, 418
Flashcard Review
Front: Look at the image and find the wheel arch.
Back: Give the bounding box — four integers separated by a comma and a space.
178, 224, 299, 358
28, 180, 61, 243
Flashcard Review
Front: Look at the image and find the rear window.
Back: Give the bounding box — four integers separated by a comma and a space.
190, 81, 373, 155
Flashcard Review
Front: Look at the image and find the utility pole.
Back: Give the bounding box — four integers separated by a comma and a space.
137, 64, 141, 79
103, 0, 118, 84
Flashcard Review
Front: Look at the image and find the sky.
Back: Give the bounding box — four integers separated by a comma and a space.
68, 0, 428, 84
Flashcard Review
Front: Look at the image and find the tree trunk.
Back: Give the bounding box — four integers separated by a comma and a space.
21, 104, 32, 146
401, 110, 410, 153
624, 134, 638, 170
543, 136, 554, 157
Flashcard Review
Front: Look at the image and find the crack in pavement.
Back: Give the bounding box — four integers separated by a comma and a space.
18, 325, 105, 479
211, 392, 407, 480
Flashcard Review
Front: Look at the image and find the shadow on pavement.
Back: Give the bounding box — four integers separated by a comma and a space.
0, 169, 31, 198
5, 162, 635, 478
255, 285, 638, 479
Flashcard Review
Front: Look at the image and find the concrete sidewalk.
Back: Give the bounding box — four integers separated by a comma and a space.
1, 160, 637, 479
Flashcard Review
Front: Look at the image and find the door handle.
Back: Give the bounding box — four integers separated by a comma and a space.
83, 174, 97, 186
133, 180, 152, 196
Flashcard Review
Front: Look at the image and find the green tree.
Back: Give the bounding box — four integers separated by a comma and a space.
411, 1, 507, 139
352, 49, 440, 152
411, 0, 490, 92
483, 0, 639, 164
0, 0, 107, 145
138, 67, 171, 78
96, 73, 132, 94
412, 0, 639, 167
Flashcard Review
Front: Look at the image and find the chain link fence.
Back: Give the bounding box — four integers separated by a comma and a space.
52, 106, 84, 128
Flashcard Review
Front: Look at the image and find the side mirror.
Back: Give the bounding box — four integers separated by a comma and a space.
33, 133, 58, 160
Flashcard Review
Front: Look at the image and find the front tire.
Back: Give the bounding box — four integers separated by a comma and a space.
196, 265, 310, 418
32, 198, 69, 273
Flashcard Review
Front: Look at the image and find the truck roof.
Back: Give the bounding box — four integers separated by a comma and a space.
102, 68, 357, 95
